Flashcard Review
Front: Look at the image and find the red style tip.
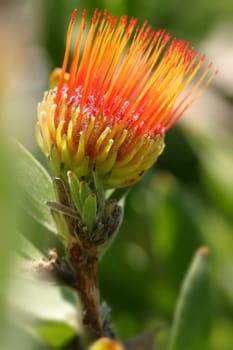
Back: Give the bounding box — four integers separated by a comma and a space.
82, 9, 87, 19
70, 9, 77, 24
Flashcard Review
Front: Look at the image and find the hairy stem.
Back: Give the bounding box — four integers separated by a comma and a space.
69, 243, 102, 340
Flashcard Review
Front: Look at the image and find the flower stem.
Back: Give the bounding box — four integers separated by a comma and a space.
68, 242, 102, 340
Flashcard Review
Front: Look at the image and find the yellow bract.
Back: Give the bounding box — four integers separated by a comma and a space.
36, 89, 165, 187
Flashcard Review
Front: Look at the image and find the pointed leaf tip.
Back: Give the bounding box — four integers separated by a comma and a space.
198, 246, 210, 257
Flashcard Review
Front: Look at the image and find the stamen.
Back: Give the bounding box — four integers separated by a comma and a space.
38, 9, 216, 188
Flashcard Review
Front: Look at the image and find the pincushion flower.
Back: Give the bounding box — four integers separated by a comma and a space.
36, 9, 216, 188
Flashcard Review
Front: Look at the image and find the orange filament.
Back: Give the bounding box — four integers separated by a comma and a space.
54, 9, 216, 139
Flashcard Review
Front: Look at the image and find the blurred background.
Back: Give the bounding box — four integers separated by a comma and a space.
0, 0, 233, 349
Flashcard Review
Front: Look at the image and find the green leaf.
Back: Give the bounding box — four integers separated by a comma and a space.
67, 171, 82, 213
18, 209, 63, 257
79, 180, 91, 205
8, 273, 78, 328
92, 168, 105, 215
17, 231, 46, 260
200, 147, 233, 217
182, 125, 233, 216
7, 273, 79, 349
82, 194, 97, 232
15, 142, 56, 233
35, 321, 76, 348
0, 321, 48, 350
169, 247, 212, 350
0, 131, 17, 324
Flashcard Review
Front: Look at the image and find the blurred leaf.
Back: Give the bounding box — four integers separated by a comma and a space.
15, 141, 56, 233
169, 247, 212, 350
8, 274, 78, 329
36, 321, 76, 348
193, 204, 233, 293
182, 125, 233, 217
200, 146, 233, 217
17, 232, 46, 260
146, 172, 204, 312
0, 137, 16, 342
0, 139, 15, 285
18, 209, 64, 258
0, 320, 49, 350
210, 319, 233, 350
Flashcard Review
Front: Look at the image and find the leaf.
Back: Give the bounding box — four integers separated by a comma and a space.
0, 320, 49, 350
181, 125, 233, 216
17, 208, 64, 257
200, 146, 233, 216
67, 171, 82, 213
17, 231, 46, 260
14, 141, 56, 233
35, 321, 76, 348
8, 273, 78, 330
168, 247, 212, 350
82, 194, 97, 232
0, 132, 18, 323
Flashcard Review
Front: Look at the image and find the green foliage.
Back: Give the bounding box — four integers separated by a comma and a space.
82, 194, 97, 232
15, 142, 56, 233
169, 248, 212, 350
67, 171, 83, 214
36, 322, 76, 348
0, 129, 17, 331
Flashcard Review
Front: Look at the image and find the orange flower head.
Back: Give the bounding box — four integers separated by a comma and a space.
36, 9, 217, 188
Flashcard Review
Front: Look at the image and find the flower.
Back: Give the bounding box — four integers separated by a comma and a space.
36, 9, 217, 188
